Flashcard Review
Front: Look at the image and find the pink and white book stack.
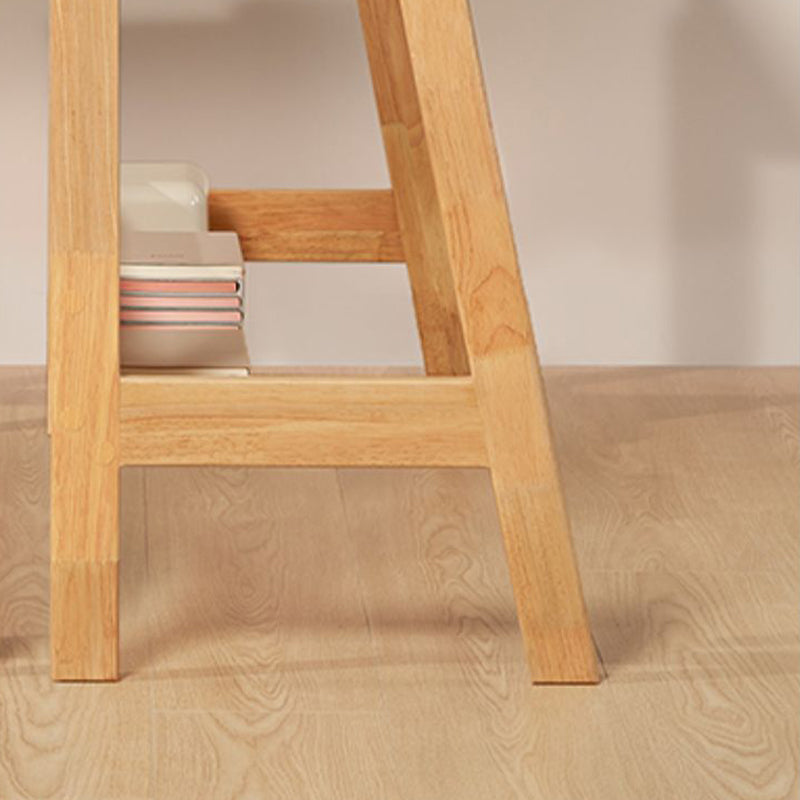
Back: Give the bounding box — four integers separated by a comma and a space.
120, 230, 250, 376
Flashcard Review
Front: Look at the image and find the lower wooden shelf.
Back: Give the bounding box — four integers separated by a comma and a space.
120, 375, 488, 468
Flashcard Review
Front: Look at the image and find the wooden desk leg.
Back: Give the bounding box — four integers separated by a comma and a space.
359, 0, 470, 376
48, 0, 120, 681
362, 0, 600, 683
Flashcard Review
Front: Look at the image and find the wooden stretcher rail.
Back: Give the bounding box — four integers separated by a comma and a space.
120, 375, 487, 467
208, 189, 405, 262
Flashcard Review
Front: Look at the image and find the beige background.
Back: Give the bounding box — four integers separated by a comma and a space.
1, 0, 798, 366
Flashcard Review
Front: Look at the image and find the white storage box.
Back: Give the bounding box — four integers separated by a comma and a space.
121, 162, 209, 232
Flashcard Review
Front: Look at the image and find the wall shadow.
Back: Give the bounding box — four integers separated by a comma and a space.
670, 0, 799, 363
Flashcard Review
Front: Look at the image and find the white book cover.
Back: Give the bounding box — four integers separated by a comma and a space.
121, 230, 244, 280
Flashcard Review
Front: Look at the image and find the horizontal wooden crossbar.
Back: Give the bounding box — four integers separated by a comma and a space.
208, 190, 405, 262
120, 375, 487, 467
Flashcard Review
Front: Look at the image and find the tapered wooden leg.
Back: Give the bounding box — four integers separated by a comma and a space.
367, 0, 599, 683
48, 0, 120, 681
358, 0, 470, 376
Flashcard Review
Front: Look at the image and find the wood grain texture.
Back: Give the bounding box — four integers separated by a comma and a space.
358, 0, 470, 376
119, 375, 487, 467
359, 0, 469, 375
380, 0, 598, 682
0, 371, 152, 799
548, 368, 800, 578
208, 189, 404, 262
138, 467, 391, 797
337, 467, 548, 797
48, 0, 120, 681
0, 367, 797, 798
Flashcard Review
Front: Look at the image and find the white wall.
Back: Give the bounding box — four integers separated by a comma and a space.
1, 0, 798, 366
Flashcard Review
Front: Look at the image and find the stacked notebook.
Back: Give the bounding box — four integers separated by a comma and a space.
120, 230, 250, 376
120, 162, 250, 376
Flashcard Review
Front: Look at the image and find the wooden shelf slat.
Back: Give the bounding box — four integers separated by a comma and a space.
209, 189, 405, 262
120, 375, 487, 467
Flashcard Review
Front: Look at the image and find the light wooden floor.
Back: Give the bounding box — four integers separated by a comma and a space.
0, 367, 797, 799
